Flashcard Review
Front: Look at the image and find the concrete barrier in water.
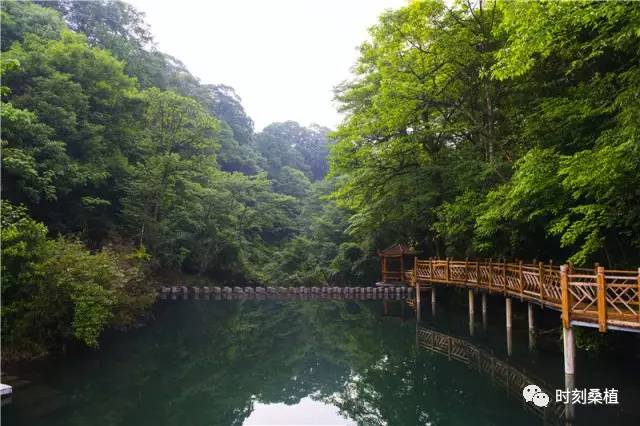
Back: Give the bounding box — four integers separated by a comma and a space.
159, 285, 415, 301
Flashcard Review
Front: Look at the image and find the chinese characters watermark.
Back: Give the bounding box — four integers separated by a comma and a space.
523, 385, 620, 407
555, 388, 619, 405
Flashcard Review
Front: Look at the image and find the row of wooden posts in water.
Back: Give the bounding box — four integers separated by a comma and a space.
159, 285, 414, 300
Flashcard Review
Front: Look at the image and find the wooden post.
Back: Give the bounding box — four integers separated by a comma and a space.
429, 257, 433, 279
416, 273, 421, 322
560, 265, 570, 328
431, 287, 436, 316
464, 258, 468, 282
563, 324, 576, 421
562, 326, 575, 375
549, 259, 553, 301
527, 303, 534, 331
469, 289, 475, 336
400, 250, 405, 283
482, 293, 488, 331
518, 260, 524, 300
506, 318, 513, 357
564, 372, 576, 422
538, 261, 545, 303
382, 256, 387, 283
488, 259, 493, 292
482, 293, 487, 315
596, 266, 607, 332
413, 256, 417, 286
476, 261, 480, 285
503, 260, 507, 296
529, 330, 536, 352
446, 258, 450, 282
506, 297, 513, 356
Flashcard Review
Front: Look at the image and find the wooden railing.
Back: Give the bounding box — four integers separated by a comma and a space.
417, 326, 566, 423
408, 259, 640, 332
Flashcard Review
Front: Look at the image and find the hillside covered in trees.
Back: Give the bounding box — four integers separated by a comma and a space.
1, 0, 365, 358
2, 0, 639, 358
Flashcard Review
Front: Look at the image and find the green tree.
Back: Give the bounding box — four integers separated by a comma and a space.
330, 0, 640, 267
1, 203, 154, 356
2, 29, 142, 239
1, 0, 65, 50
120, 88, 220, 267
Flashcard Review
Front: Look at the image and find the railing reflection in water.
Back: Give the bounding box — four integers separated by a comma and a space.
416, 325, 569, 424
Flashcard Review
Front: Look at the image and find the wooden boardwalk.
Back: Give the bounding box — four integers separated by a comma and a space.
395, 259, 640, 332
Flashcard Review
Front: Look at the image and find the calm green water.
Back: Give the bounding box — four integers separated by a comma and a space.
3, 289, 640, 425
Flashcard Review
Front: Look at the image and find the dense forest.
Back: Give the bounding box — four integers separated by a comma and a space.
2, 0, 639, 358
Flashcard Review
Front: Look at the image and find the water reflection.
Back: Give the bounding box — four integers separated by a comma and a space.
245, 397, 355, 425
416, 325, 565, 423
3, 298, 638, 426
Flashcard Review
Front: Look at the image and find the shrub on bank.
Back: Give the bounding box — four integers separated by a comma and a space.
1, 202, 156, 359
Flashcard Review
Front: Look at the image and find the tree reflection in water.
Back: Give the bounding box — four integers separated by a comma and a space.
5, 300, 541, 426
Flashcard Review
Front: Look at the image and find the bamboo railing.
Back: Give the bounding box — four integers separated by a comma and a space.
397, 259, 640, 332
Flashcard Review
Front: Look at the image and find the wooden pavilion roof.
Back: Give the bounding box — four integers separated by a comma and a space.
377, 243, 415, 257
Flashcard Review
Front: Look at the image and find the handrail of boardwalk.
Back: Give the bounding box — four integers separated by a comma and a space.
416, 326, 565, 423
398, 259, 640, 332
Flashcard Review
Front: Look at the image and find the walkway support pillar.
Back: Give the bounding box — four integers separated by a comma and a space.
562, 326, 575, 375
431, 287, 436, 317
416, 279, 421, 322
482, 293, 487, 331
528, 303, 536, 351
505, 297, 512, 356
468, 289, 475, 336
560, 265, 570, 328
564, 372, 576, 422
563, 325, 576, 421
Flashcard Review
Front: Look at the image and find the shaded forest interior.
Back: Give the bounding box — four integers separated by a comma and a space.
1, 0, 639, 357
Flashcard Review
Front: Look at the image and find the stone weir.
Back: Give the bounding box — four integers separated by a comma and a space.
159, 286, 414, 301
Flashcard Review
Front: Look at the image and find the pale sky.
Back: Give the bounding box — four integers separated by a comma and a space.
127, 0, 406, 130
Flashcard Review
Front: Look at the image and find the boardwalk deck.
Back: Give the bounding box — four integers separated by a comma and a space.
398, 259, 640, 332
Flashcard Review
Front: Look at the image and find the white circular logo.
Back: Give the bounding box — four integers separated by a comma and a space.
523, 384, 549, 407
532, 392, 550, 408
523, 384, 542, 402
